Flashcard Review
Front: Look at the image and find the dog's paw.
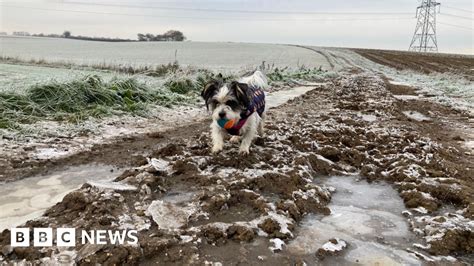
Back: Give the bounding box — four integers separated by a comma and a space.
211, 146, 223, 154
238, 147, 250, 155
229, 136, 241, 143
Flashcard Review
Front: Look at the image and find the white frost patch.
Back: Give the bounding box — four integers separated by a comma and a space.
464, 140, 474, 150
148, 158, 172, 173
389, 80, 411, 86
40, 250, 77, 265
412, 207, 428, 214
315, 154, 335, 165
357, 113, 377, 122
117, 213, 150, 231
393, 95, 420, 101
87, 180, 137, 191
321, 238, 347, 252
146, 200, 197, 230
402, 164, 425, 179
35, 148, 72, 160
267, 211, 294, 237
269, 238, 285, 252
241, 168, 275, 179
180, 235, 194, 243
403, 111, 431, 122
216, 168, 237, 178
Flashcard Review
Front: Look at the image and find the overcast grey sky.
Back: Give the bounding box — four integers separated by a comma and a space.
1, 0, 472, 54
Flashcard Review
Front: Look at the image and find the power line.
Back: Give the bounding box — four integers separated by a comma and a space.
443, 5, 474, 13
439, 12, 474, 20
0, 4, 416, 22
438, 21, 474, 30
60, 1, 416, 16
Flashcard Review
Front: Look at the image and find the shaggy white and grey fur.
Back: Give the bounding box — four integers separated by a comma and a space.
201, 71, 267, 155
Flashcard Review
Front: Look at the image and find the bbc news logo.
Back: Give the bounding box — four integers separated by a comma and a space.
11, 228, 138, 247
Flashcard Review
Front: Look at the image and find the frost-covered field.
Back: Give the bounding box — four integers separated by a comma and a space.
0, 63, 138, 94
0, 36, 331, 71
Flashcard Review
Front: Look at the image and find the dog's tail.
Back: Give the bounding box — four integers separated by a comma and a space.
240, 70, 268, 90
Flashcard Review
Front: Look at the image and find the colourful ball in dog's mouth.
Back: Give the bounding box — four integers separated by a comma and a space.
217, 118, 236, 129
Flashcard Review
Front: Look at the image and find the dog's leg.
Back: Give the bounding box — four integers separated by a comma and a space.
211, 123, 225, 154
239, 118, 257, 155
230, 136, 241, 143
258, 113, 265, 137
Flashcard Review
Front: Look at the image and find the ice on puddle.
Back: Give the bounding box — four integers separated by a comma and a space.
146, 200, 197, 230
0, 165, 118, 231
36, 175, 62, 186
265, 86, 321, 109
287, 176, 420, 265
403, 111, 431, 122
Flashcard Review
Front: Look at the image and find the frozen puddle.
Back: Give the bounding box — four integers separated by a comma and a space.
266, 85, 323, 109
287, 176, 421, 265
403, 111, 431, 122
0, 164, 118, 230
356, 113, 377, 122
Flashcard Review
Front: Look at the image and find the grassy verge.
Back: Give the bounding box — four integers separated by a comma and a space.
0, 74, 209, 129
265, 64, 335, 84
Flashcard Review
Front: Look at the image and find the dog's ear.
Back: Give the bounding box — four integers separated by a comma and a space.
201, 81, 218, 110
230, 81, 250, 108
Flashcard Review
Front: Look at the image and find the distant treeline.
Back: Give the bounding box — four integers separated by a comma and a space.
9, 30, 187, 42
137, 30, 186, 42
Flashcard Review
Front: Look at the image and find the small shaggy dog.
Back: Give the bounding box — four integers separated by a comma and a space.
201, 71, 267, 154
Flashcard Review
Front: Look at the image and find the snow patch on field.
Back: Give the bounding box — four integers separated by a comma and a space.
1, 37, 333, 71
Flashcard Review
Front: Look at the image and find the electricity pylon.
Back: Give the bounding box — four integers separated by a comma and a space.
409, 0, 441, 52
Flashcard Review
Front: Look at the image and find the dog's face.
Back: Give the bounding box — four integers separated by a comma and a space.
201, 81, 250, 122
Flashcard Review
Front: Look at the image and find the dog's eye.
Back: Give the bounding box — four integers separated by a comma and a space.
226, 100, 238, 108
210, 100, 218, 108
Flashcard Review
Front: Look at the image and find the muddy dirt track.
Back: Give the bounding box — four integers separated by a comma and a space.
1, 67, 472, 264
353, 49, 474, 80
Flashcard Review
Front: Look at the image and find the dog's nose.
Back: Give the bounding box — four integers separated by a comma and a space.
218, 111, 226, 118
